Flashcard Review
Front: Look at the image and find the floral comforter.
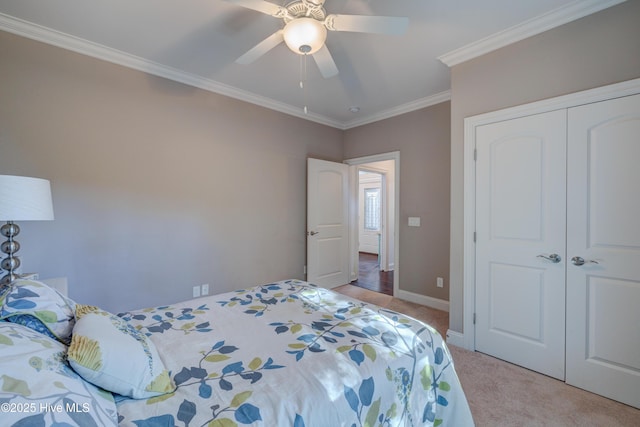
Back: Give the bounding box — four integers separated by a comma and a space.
116, 280, 473, 426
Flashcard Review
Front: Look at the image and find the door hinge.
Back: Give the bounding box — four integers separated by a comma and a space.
474, 148, 477, 161
473, 313, 476, 325
473, 231, 476, 243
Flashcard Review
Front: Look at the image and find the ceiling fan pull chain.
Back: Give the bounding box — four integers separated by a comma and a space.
300, 53, 309, 114
299, 52, 305, 90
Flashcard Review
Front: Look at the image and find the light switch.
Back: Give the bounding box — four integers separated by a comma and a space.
408, 217, 421, 227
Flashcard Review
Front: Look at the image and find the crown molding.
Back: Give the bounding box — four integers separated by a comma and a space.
0, 13, 347, 129
0, 13, 446, 129
0, 1, 625, 128
343, 90, 451, 130
438, 0, 626, 67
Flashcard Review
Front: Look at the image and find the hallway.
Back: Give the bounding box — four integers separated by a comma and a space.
351, 252, 393, 295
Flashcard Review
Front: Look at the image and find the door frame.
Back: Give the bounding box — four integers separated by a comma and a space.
458, 77, 640, 351
345, 151, 400, 296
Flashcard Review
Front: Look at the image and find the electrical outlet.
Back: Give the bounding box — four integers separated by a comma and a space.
201, 284, 209, 296
192, 285, 201, 298
437, 277, 444, 288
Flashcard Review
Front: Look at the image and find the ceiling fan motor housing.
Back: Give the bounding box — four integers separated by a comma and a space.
284, 0, 326, 21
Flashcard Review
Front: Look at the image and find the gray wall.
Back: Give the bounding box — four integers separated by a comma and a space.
344, 102, 451, 301
448, 1, 640, 332
0, 31, 343, 312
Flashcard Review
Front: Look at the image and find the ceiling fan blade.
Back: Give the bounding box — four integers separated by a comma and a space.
312, 45, 338, 79
236, 31, 284, 64
325, 14, 409, 35
223, 0, 289, 18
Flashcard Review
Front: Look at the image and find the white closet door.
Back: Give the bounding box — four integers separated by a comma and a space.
475, 110, 567, 379
566, 93, 640, 409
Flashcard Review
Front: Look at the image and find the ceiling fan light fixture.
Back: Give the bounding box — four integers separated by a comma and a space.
283, 17, 327, 55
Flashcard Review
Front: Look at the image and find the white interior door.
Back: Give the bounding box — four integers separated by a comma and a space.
307, 158, 349, 288
566, 93, 640, 409
475, 110, 567, 380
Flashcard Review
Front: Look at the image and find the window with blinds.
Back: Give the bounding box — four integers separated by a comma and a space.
364, 188, 381, 231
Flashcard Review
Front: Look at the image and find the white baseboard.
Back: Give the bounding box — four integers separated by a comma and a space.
445, 329, 466, 348
396, 289, 449, 312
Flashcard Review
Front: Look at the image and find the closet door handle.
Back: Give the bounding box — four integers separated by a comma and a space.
308, 231, 319, 236
537, 253, 561, 263
571, 256, 598, 266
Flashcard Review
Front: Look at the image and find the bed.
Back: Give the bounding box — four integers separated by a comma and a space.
0, 278, 474, 426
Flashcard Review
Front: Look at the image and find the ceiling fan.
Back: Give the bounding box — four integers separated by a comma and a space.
224, 0, 409, 78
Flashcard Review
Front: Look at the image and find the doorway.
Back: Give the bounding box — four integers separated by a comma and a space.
352, 168, 393, 295
344, 152, 399, 296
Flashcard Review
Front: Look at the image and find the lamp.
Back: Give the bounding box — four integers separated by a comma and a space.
283, 17, 327, 55
0, 175, 54, 286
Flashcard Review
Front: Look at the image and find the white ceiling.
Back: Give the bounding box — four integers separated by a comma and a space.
0, 0, 624, 129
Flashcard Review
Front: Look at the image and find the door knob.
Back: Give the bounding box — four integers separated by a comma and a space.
537, 253, 561, 263
571, 256, 599, 266
308, 231, 319, 236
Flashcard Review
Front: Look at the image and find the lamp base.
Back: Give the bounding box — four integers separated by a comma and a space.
0, 221, 21, 286
0, 273, 19, 286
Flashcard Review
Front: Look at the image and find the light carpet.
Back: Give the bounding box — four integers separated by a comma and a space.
334, 284, 640, 426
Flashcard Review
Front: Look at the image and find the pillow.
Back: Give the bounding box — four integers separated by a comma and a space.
0, 322, 118, 427
0, 279, 76, 344
67, 304, 175, 399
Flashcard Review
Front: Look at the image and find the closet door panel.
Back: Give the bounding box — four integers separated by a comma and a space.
566, 93, 640, 409
475, 110, 567, 380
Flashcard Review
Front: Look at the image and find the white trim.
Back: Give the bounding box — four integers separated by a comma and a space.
396, 289, 449, 313
438, 0, 626, 67
344, 152, 400, 296
0, 13, 447, 130
467, 78, 640, 125
462, 77, 640, 351
0, 13, 347, 129
342, 91, 451, 130
445, 329, 465, 348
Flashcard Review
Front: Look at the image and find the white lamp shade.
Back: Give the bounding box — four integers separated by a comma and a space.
283, 18, 327, 55
0, 175, 54, 221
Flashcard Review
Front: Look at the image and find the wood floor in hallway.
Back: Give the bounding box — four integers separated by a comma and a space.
351, 252, 393, 295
